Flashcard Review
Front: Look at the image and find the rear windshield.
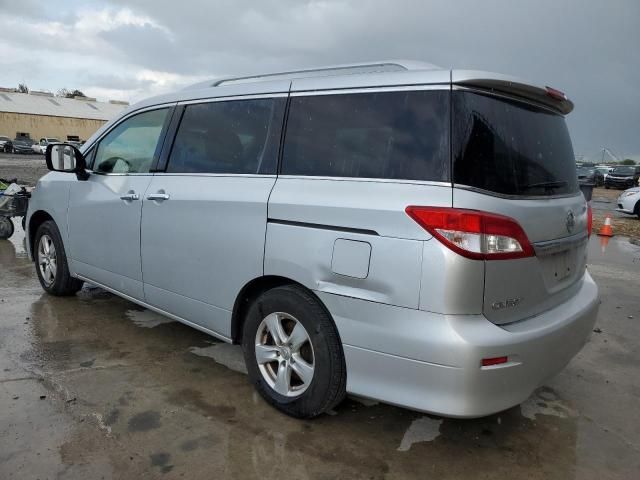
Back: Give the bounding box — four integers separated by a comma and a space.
452, 91, 578, 196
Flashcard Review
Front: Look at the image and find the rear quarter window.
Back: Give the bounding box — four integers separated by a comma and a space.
453, 91, 578, 197
282, 89, 450, 182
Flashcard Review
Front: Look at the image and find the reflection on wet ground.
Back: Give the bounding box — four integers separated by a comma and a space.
1, 221, 639, 479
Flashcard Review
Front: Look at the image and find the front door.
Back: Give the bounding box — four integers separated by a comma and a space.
67, 107, 172, 301
140, 96, 285, 337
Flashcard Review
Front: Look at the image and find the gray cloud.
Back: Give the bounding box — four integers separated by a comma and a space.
0, 0, 638, 158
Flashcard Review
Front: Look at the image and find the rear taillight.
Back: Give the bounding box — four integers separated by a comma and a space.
587, 204, 593, 237
405, 206, 535, 260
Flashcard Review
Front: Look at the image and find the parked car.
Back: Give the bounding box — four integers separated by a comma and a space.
577, 166, 603, 186
12, 137, 35, 154
616, 187, 640, 218
604, 165, 640, 189
33, 137, 61, 154
595, 166, 613, 183
0, 136, 13, 153
26, 62, 599, 419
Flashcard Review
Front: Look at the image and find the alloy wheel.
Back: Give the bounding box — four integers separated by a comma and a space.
38, 234, 57, 286
255, 312, 315, 397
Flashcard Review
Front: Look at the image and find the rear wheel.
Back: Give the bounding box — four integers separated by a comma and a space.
242, 285, 346, 418
34, 220, 83, 296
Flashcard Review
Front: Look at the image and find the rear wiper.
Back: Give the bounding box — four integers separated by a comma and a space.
521, 181, 568, 190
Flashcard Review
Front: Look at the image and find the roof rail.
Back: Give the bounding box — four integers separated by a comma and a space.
185, 60, 441, 90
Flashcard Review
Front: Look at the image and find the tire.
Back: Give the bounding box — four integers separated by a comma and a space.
605, 185, 610, 189
242, 285, 346, 418
635, 201, 640, 220
21, 216, 26, 231
0, 216, 14, 239
34, 220, 83, 296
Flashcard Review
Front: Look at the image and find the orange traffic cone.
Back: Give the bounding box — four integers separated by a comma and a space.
597, 215, 614, 237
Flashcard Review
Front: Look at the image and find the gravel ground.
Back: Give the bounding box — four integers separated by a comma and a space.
0, 152, 49, 186
591, 187, 640, 240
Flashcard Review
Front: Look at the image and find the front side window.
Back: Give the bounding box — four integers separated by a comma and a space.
166, 98, 284, 174
281, 90, 450, 181
94, 108, 169, 174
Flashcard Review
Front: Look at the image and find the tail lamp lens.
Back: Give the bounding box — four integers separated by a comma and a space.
405, 206, 535, 260
587, 204, 593, 237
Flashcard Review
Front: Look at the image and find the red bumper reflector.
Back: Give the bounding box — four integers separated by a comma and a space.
482, 356, 508, 367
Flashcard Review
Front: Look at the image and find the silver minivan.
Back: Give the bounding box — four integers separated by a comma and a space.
26, 61, 599, 418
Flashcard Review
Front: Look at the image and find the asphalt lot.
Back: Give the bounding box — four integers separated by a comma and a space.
1, 218, 639, 479
0, 152, 49, 186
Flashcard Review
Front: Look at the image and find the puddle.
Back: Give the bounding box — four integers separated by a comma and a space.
397, 416, 442, 451
125, 309, 175, 328
520, 388, 576, 420
190, 343, 247, 374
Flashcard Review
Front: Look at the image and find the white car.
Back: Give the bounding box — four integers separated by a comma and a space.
616, 187, 640, 218
32, 138, 61, 154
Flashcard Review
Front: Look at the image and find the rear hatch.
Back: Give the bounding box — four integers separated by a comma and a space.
450, 76, 588, 325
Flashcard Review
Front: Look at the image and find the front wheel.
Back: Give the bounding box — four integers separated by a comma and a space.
34, 220, 83, 296
242, 285, 346, 418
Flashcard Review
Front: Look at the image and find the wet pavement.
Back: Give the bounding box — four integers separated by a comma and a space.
1, 220, 639, 479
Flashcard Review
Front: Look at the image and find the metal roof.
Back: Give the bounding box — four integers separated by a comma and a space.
0, 91, 128, 121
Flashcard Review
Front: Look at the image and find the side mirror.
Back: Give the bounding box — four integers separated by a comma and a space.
45, 143, 89, 180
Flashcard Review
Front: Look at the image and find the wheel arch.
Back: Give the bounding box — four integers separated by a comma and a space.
230, 275, 336, 345
28, 210, 54, 259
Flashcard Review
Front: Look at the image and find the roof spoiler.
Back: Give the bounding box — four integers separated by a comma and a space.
452, 70, 574, 115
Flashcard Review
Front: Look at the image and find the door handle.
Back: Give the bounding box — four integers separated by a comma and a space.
120, 193, 139, 201
146, 193, 170, 201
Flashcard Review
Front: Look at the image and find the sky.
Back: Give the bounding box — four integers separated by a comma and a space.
0, 0, 638, 160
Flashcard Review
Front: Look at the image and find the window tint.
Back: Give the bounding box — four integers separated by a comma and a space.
452, 91, 578, 196
281, 90, 449, 181
94, 108, 169, 174
166, 98, 284, 174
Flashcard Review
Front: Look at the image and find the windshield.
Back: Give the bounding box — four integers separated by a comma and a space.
452, 91, 578, 196
612, 166, 635, 175
0, 137, 9, 141
577, 167, 594, 175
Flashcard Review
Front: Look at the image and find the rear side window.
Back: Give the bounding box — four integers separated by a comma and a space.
452, 91, 578, 196
282, 90, 450, 181
166, 98, 284, 174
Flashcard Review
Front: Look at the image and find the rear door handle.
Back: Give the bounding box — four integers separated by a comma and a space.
120, 192, 139, 201
146, 193, 170, 201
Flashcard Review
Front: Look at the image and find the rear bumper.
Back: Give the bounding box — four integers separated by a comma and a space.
317, 271, 599, 417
